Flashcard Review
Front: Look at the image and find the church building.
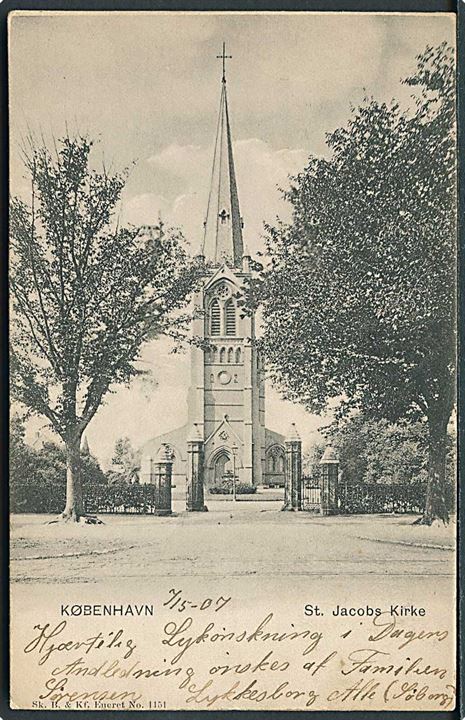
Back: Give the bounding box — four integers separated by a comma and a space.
140, 47, 286, 490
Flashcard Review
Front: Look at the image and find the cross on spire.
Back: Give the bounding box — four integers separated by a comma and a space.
202, 40, 243, 266
216, 41, 232, 83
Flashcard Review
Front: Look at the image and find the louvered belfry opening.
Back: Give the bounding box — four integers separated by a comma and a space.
225, 299, 236, 336
210, 300, 221, 335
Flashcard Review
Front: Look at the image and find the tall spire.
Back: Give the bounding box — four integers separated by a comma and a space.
201, 43, 244, 267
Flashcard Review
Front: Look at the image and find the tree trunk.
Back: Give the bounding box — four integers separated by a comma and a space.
61, 432, 84, 522
421, 405, 451, 525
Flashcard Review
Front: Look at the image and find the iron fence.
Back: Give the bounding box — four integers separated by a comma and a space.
339, 482, 427, 514
301, 477, 432, 514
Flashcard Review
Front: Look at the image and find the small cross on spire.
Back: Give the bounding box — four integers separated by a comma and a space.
216, 41, 232, 84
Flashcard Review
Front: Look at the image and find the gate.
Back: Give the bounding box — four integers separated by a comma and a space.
301, 476, 322, 513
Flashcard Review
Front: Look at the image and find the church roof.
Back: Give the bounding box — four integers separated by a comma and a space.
265, 427, 286, 448
140, 424, 188, 462
201, 45, 244, 268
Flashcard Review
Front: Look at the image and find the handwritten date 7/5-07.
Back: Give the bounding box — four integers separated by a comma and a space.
163, 589, 231, 613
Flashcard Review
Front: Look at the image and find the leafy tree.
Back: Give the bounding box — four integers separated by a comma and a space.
9, 426, 108, 513
30, 439, 107, 488
328, 414, 429, 486
10, 134, 201, 521
362, 422, 428, 486
9, 413, 38, 488
247, 45, 455, 524
108, 436, 141, 485
302, 442, 325, 477
9, 417, 107, 492
328, 415, 370, 486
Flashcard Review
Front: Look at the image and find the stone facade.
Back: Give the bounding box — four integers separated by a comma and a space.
140, 265, 286, 488
187, 263, 268, 487
140, 51, 285, 490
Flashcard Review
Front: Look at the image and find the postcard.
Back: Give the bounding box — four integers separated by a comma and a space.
8, 10, 457, 712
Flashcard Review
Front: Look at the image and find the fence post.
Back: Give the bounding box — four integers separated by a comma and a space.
320, 445, 339, 516
186, 424, 208, 512
151, 444, 173, 515
282, 423, 302, 511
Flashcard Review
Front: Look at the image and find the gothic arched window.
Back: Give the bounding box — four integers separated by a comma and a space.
220, 347, 226, 364
267, 446, 285, 475
227, 347, 234, 364
210, 300, 221, 336
235, 347, 242, 364
225, 299, 236, 336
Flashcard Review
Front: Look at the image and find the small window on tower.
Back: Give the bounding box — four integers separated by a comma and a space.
225, 299, 236, 336
210, 300, 221, 335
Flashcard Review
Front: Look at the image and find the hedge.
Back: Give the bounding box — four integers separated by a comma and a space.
209, 483, 257, 495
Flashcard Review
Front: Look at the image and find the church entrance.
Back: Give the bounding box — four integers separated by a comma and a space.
213, 450, 232, 484
205, 447, 241, 492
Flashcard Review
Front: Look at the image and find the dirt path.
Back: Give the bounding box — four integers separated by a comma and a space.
10, 504, 454, 584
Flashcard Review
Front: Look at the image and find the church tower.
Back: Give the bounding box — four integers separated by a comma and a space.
141, 45, 285, 491
187, 44, 265, 487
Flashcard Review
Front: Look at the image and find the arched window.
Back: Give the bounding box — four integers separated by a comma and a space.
211, 346, 218, 363
227, 347, 234, 363
267, 447, 285, 474
224, 299, 236, 336
210, 300, 221, 335
235, 347, 242, 364
219, 347, 226, 364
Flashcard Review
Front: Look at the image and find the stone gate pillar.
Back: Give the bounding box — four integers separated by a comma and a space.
283, 423, 302, 511
151, 444, 173, 515
186, 424, 208, 512
320, 445, 339, 516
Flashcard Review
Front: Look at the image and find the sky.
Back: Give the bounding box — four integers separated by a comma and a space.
9, 11, 455, 467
